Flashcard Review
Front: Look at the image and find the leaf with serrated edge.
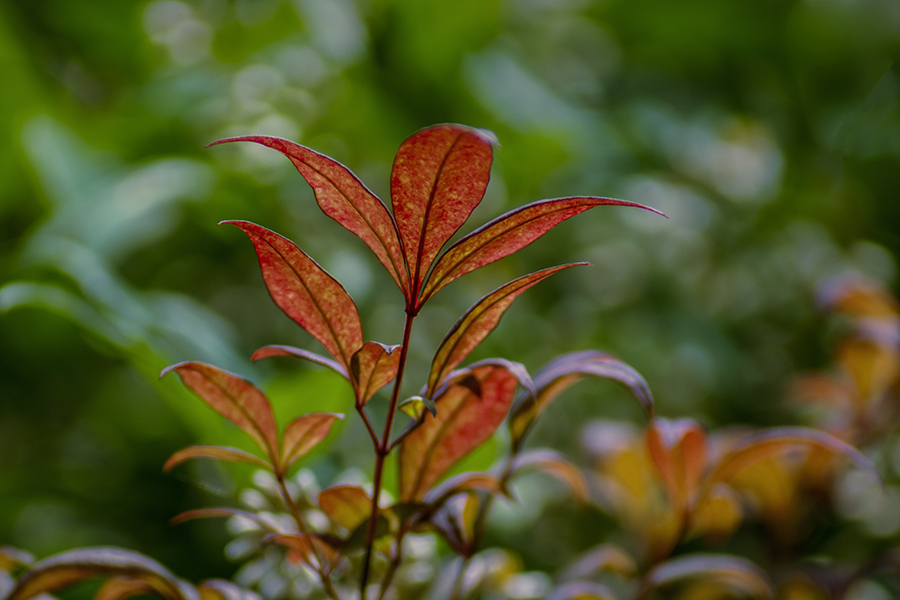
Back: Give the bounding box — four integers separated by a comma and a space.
420, 197, 664, 304
171, 508, 280, 533
351, 342, 401, 404
400, 365, 519, 501
509, 350, 654, 448
706, 427, 880, 488
427, 264, 582, 398
224, 221, 363, 369
163, 445, 272, 473
318, 485, 371, 531
5, 547, 189, 600
510, 449, 589, 503
209, 136, 408, 295
162, 362, 277, 461
644, 554, 773, 600
280, 413, 343, 474
251, 345, 348, 379
646, 418, 708, 510
390, 125, 495, 300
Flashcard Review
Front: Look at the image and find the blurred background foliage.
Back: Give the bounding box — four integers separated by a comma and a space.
1, 0, 899, 591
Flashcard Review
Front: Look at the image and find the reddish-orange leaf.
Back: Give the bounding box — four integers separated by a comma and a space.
4, 548, 190, 600
170, 508, 279, 532
350, 342, 401, 405
510, 449, 590, 504
163, 445, 272, 473
400, 364, 519, 501
162, 362, 278, 461
646, 418, 709, 510
224, 221, 363, 369
706, 427, 880, 487
644, 553, 773, 599
318, 484, 371, 531
266, 534, 338, 573
423, 472, 506, 508
390, 124, 496, 300
426, 264, 584, 398
251, 345, 348, 378
210, 136, 409, 295
420, 197, 664, 305
279, 412, 343, 474
509, 350, 654, 448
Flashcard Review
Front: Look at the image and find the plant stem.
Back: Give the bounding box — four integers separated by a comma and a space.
360, 310, 417, 597
448, 557, 470, 600
276, 475, 342, 600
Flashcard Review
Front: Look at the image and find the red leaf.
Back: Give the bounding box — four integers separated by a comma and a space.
163, 445, 272, 473
420, 196, 664, 304
318, 485, 371, 531
509, 350, 654, 449
350, 342, 401, 405
400, 364, 519, 501
209, 136, 409, 295
224, 221, 363, 368
279, 412, 343, 474
162, 362, 278, 461
251, 345, 348, 378
646, 418, 709, 510
390, 125, 496, 301
426, 264, 583, 398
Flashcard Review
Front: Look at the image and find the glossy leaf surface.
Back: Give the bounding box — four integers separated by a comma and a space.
210, 136, 408, 294
162, 362, 277, 461
225, 221, 363, 368
510, 448, 589, 503
279, 413, 343, 474
350, 342, 401, 404
644, 554, 773, 599
251, 345, 348, 378
390, 124, 495, 299
5, 548, 190, 600
318, 484, 371, 531
509, 350, 654, 448
426, 264, 582, 398
420, 197, 664, 304
163, 445, 272, 473
400, 364, 519, 501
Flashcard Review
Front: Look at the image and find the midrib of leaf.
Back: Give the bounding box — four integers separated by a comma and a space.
412, 132, 465, 299
283, 420, 323, 466
200, 371, 274, 460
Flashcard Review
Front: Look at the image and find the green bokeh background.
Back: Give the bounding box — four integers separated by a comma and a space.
1, 0, 898, 584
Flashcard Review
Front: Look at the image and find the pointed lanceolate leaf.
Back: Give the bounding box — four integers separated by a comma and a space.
400, 364, 519, 501
171, 508, 280, 533
318, 485, 372, 531
390, 124, 496, 300
644, 554, 773, 600
350, 342, 401, 405
423, 472, 506, 508
510, 350, 654, 449
163, 445, 272, 473
427, 264, 583, 398
420, 197, 664, 304
509, 449, 590, 503
707, 427, 881, 487
210, 136, 409, 295
251, 345, 348, 379
279, 412, 343, 474
162, 362, 278, 461
646, 418, 709, 510
5, 548, 191, 600
225, 221, 363, 369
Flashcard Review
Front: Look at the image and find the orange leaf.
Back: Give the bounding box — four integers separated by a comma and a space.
350, 342, 401, 405
318, 485, 371, 531
161, 362, 278, 461
400, 365, 519, 501
224, 221, 363, 369
163, 445, 272, 473
645, 418, 709, 511
279, 412, 343, 474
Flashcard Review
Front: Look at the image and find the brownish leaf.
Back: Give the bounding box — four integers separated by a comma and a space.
420, 197, 664, 304
646, 418, 709, 510
390, 125, 496, 301
170, 508, 280, 533
509, 449, 589, 503
558, 543, 636, 582
266, 534, 338, 574
400, 364, 519, 501
163, 445, 272, 473
318, 485, 371, 531
279, 413, 343, 474
197, 579, 260, 600
509, 350, 654, 448
210, 136, 409, 296
426, 265, 583, 398
94, 575, 159, 600
161, 362, 278, 461
643, 553, 773, 600
224, 221, 363, 369
423, 472, 505, 508
251, 345, 348, 379
350, 342, 401, 405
